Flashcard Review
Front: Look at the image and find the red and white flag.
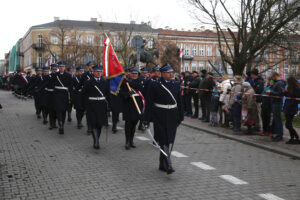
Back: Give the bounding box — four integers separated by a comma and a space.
179, 47, 184, 59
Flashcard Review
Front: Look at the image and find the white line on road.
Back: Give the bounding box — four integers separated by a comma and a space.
190, 162, 216, 170
108, 122, 124, 130
219, 175, 248, 185
258, 193, 285, 200
136, 136, 151, 141
171, 151, 189, 158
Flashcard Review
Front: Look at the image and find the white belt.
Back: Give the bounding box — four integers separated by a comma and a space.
78, 89, 82, 92
89, 97, 106, 101
55, 86, 68, 90
45, 88, 54, 92
132, 94, 139, 97
154, 103, 177, 109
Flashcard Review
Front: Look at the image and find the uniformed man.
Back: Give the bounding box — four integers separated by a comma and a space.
144, 64, 184, 174
150, 65, 161, 81
73, 66, 85, 129
81, 61, 95, 134
66, 67, 75, 122
119, 67, 144, 150
47, 64, 58, 130
82, 65, 109, 149
39, 67, 51, 124
27, 67, 43, 119
49, 61, 73, 134
109, 87, 123, 134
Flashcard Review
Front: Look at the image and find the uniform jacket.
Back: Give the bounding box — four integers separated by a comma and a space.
252, 76, 265, 103
145, 78, 184, 145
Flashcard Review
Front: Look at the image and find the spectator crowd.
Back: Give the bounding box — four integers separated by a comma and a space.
179, 69, 300, 145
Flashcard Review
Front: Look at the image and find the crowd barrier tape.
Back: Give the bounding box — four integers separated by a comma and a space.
180, 86, 300, 101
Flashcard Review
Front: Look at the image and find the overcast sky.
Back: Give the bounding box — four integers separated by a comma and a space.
0, 0, 201, 59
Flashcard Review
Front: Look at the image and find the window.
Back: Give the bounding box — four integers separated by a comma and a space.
199, 61, 204, 71
191, 61, 197, 72
274, 64, 279, 73
292, 50, 299, 61
184, 62, 190, 72
263, 49, 268, 59
37, 34, 43, 47
114, 36, 121, 49
284, 62, 289, 77
37, 53, 43, 67
84, 53, 93, 64
206, 45, 212, 56
177, 44, 182, 49
76, 35, 82, 45
184, 44, 190, 55
64, 35, 71, 45
100, 36, 104, 47
51, 35, 58, 45
273, 49, 278, 59
51, 52, 57, 63
67, 53, 72, 61
87, 36, 94, 46
199, 45, 204, 56
227, 65, 233, 75
291, 65, 298, 75
148, 38, 154, 49
284, 50, 290, 58
192, 45, 197, 56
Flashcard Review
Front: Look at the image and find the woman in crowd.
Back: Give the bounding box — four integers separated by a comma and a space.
260, 77, 274, 136
241, 82, 258, 134
283, 76, 300, 144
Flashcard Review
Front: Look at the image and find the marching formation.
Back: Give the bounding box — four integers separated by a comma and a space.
8, 61, 184, 175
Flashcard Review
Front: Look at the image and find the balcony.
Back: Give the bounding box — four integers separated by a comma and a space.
183, 55, 194, 60
32, 43, 45, 50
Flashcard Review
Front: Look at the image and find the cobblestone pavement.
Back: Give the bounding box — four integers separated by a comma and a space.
1, 90, 300, 200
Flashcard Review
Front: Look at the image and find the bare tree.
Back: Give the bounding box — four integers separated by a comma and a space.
157, 40, 181, 72
187, 0, 300, 75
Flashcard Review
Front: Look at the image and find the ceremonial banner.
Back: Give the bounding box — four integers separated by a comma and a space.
103, 37, 125, 95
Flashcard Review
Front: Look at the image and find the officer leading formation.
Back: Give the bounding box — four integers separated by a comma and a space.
23, 61, 183, 175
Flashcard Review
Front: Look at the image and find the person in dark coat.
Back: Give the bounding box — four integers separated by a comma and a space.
81, 61, 95, 134
201, 72, 216, 122
47, 64, 58, 130
150, 65, 161, 81
198, 69, 207, 120
27, 67, 43, 119
82, 65, 109, 149
144, 64, 184, 174
73, 66, 85, 129
210, 87, 220, 126
49, 61, 73, 135
189, 71, 201, 118
266, 72, 286, 142
39, 67, 51, 124
66, 67, 75, 122
119, 67, 144, 150
283, 76, 300, 144
260, 77, 274, 136
183, 71, 193, 117
109, 91, 123, 133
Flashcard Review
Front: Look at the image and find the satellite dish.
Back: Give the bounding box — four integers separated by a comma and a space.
131, 35, 144, 51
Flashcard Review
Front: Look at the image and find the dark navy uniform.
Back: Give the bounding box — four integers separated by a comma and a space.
82, 65, 109, 149
66, 67, 75, 122
144, 65, 184, 174
27, 67, 43, 118
39, 67, 51, 124
73, 66, 85, 129
109, 89, 123, 133
81, 61, 95, 134
49, 62, 73, 134
47, 64, 58, 130
119, 68, 144, 150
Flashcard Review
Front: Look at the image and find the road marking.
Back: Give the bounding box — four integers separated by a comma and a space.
258, 193, 285, 200
219, 175, 248, 185
108, 122, 124, 130
136, 136, 151, 141
171, 151, 189, 158
190, 162, 215, 170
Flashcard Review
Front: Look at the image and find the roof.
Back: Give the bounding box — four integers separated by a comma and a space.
32, 20, 156, 33
157, 28, 232, 39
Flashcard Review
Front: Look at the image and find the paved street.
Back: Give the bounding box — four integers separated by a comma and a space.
1, 90, 300, 200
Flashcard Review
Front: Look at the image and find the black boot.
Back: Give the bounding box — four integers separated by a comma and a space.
92, 128, 100, 149
58, 121, 64, 135
159, 152, 167, 172
112, 123, 117, 134
67, 111, 72, 122
163, 145, 175, 174
125, 131, 130, 150
42, 112, 48, 124
49, 119, 54, 130
77, 119, 83, 129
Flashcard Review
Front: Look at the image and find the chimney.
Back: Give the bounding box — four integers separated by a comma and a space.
130, 21, 136, 24
54, 17, 60, 21
91, 18, 97, 22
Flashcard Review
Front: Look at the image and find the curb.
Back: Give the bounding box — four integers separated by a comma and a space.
182, 122, 300, 160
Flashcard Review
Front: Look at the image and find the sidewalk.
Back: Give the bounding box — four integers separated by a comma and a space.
182, 117, 300, 159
